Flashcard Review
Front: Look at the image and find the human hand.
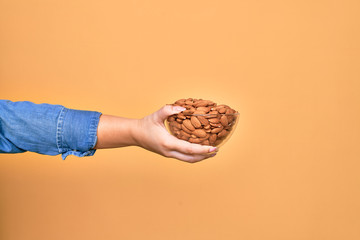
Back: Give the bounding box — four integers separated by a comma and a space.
133, 105, 218, 163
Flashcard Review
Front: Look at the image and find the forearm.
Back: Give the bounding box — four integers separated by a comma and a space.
94, 115, 140, 149
0, 100, 101, 159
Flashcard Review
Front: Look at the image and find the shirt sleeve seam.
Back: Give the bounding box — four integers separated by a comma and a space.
88, 112, 101, 149
56, 106, 66, 154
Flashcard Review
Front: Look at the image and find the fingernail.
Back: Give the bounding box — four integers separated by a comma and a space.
210, 153, 217, 157
174, 106, 186, 112
209, 147, 217, 153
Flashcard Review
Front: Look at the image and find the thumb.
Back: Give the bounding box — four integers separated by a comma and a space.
155, 105, 186, 122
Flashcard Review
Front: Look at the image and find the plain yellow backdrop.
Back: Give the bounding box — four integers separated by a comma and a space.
1, 0, 360, 239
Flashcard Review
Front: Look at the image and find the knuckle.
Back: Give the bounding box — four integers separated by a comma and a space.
161, 141, 172, 150
186, 146, 195, 155
162, 151, 172, 158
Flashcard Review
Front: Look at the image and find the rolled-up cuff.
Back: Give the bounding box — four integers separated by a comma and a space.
56, 107, 101, 160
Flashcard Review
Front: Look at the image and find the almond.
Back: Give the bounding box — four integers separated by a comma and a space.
194, 100, 209, 107
220, 115, 228, 126
227, 115, 234, 123
180, 130, 191, 138
210, 122, 223, 128
181, 124, 193, 134
211, 126, 223, 134
193, 110, 206, 115
196, 107, 211, 113
175, 99, 186, 105
185, 100, 194, 105
177, 113, 186, 120
201, 140, 210, 145
168, 116, 176, 122
209, 134, 217, 144
193, 129, 207, 138
182, 110, 194, 115
207, 101, 216, 106
197, 116, 209, 125
226, 108, 235, 114
190, 116, 202, 128
218, 107, 227, 114
218, 129, 229, 138
183, 119, 195, 131
189, 138, 202, 144
209, 118, 220, 124
170, 121, 181, 130
180, 135, 189, 141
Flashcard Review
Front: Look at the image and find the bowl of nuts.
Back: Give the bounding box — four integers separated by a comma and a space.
165, 98, 239, 147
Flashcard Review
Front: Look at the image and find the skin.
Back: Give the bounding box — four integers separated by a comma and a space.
94, 105, 218, 163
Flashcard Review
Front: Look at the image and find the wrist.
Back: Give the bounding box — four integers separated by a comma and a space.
129, 118, 142, 147
95, 115, 142, 149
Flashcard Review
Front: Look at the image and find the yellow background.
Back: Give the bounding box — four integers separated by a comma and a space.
1, 0, 360, 239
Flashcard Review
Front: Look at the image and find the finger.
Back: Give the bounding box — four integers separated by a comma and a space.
154, 105, 186, 123
168, 150, 216, 163
167, 136, 218, 155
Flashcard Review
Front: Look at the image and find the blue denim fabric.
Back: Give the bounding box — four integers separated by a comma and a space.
0, 100, 101, 159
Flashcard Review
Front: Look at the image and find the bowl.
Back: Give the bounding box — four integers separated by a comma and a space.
165, 111, 240, 148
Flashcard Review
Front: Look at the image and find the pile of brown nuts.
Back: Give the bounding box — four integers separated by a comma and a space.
167, 98, 238, 146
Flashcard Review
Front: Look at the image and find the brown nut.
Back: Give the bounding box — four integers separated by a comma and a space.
217, 129, 229, 138
181, 124, 193, 134
170, 121, 181, 130
193, 129, 207, 138
193, 110, 206, 115
209, 134, 217, 144
211, 126, 224, 134
220, 115, 229, 126
204, 125, 211, 130
226, 108, 235, 114
168, 116, 176, 122
197, 116, 209, 126
183, 119, 195, 131
189, 138, 202, 144
227, 115, 234, 123
190, 116, 202, 128
210, 122, 223, 128
194, 100, 209, 107
177, 113, 186, 120
201, 140, 210, 145
219, 108, 226, 114
205, 111, 218, 118
182, 110, 194, 115
175, 99, 186, 105
179, 134, 189, 141
185, 100, 194, 105
180, 130, 191, 138
196, 107, 211, 113
209, 118, 220, 124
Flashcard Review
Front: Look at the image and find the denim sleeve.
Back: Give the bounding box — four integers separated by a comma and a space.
0, 100, 102, 159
